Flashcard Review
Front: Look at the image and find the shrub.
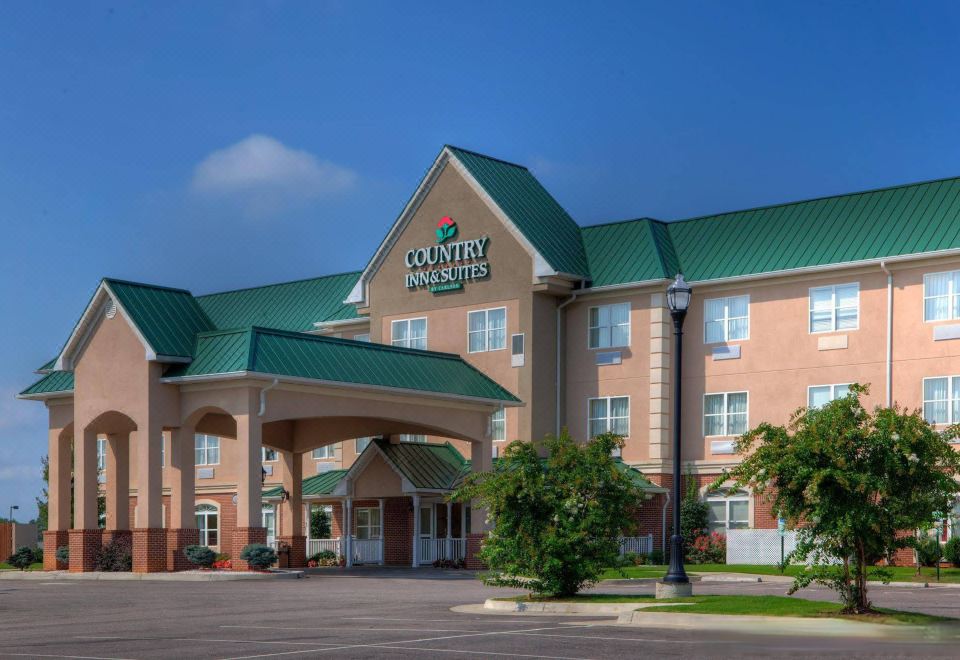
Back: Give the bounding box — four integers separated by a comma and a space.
680, 472, 709, 555
944, 537, 960, 566
215, 552, 231, 562
307, 550, 339, 567
240, 544, 276, 570
212, 559, 232, 570
621, 551, 648, 566
184, 545, 216, 569
687, 532, 726, 564
7, 546, 36, 570
648, 549, 665, 565
915, 536, 942, 567
95, 538, 132, 572
432, 558, 466, 569
55, 545, 69, 565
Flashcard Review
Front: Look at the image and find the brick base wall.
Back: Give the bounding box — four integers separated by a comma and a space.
232, 527, 267, 571
132, 528, 167, 573
383, 497, 412, 566
465, 532, 485, 569
278, 535, 306, 568
68, 529, 102, 572
167, 528, 200, 571
43, 530, 69, 570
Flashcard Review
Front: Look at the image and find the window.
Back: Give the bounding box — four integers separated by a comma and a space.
96, 437, 106, 472
399, 434, 426, 443
588, 303, 630, 349
353, 333, 371, 343
160, 436, 165, 468
355, 437, 372, 453
703, 392, 748, 436
491, 408, 506, 441
263, 504, 276, 544
312, 444, 336, 460
704, 295, 749, 343
707, 490, 750, 534
468, 307, 506, 352
808, 384, 852, 408
196, 504, 219, 547
924, 271, 960, 321
194, 434, 220, 466
262, 447, 277, 462
588, 396, 630, 438
923, 376, 960, 425
511, 333, 525, 367
355, 507, 381, 539
391, 317, 427, 349
809, 283, 859, 333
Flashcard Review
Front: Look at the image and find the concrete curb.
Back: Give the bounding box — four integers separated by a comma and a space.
483, 598, 681, 615
0, 569, 303, 581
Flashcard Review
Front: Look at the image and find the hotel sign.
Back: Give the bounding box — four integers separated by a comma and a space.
404, 217, 490, 293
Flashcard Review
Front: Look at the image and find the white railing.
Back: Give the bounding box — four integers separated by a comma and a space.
307, 538, 342, 558
619, 535, 654, 556
419, 537, 467, 565
352, 538, 383, 565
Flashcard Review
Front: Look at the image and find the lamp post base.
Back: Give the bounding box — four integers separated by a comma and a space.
656, 580, 694, 599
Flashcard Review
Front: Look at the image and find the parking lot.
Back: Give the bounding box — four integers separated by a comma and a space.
2, 570, 960, 659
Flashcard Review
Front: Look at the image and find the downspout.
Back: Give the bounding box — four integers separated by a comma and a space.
556, 282, 587, 435
661, 489, 671, 557
258, 378, 280, 417
880, 261, 893, 407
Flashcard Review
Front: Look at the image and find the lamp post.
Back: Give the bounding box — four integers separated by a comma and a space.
8, 505, 18, 523
661, 273, 693, 595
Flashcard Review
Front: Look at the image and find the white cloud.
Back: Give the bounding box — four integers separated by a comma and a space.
190, 135, 356, 217
0, 464, 35, 481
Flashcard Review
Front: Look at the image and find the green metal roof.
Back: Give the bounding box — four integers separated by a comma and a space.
264, 469, 348, 498
448, 146, 590, 278
164, 327, 520, 403
19, 371, 75, 398
196, 271, 361, 332
106, 279, 214, 359
581, 219, 674, 287
374, 439, 470, 490
36, 357, 57, 373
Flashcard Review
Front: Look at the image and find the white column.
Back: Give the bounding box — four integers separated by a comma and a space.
446, 501, 453, 560
411, 494, 421, 567
344, 497, 353, 568
378, 498, 385, 566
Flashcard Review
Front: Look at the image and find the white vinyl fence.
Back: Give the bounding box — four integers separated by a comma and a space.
726, 529, 797, 565
619, 535, 654, 556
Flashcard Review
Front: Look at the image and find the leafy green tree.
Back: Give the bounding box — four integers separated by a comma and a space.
717, 384, 960, 613
310, 507, 331, 539
679, 469, 709, 556
36, 455, 49, 532
453, 430, 644, 597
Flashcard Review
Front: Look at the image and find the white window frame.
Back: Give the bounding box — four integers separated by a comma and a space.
262, 503, 276, 545
924, 270, 960, 322
703, 295, 750, 344
807, 383, 852, 408
194, 434, 220, 466
706, 490, 750, 534
96, 437, 106, 472
587, 396, 630, 439
808, 283, 859, 334
587, 302, 631, 350
391, 317, 428, 350
355, 507, 381, 540
399, 434, 426, 443
353, 333, 371, 343
467, 307, 507, 353
703, 392, 749, 437
195, 503, 219, 548
355, 437, 372, 453
312, 444, 336, 460
262, 446, 278, 462
491, 408, 506, 442
923, 376, 960, 426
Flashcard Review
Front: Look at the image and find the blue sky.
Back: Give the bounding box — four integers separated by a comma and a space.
2, 1, 960, 519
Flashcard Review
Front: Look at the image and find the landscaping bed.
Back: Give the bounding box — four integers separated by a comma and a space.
602, 564, 960, 584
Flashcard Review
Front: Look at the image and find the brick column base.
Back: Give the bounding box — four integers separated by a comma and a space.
68, 529, 103, 572
278, 536, 306, 568
167, 528, 201, 571
232, 527, 267, 571
43, 530, 70, 570
132, 528, 168, 573
465, 532, 486, 570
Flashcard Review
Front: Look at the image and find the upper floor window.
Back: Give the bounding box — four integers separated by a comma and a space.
923, 376, 960, 425
924, 271, 960, 321
355, 437, 372, 453
809, 283, 859, 333
468, 307, 506, 353
399, 434, 427, 443
704, 392, 748, 437
704, 295, 749, 343
262, 447, 277, 462
194, 434, 220, 466
353, 333, 371, 343
706, 490, 750, 534
808, 383, 851, 409
588, 396, 629, 438
391, 318, 427, 350
96, 437, 106, 472
491, 408, 506, 442
312, 444, 336, 460
588, 303, 630, 349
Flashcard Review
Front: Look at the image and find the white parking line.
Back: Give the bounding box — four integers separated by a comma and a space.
75, 636, 340, 647
3, 655, 134, 660
221, 625, 484, 633
368, 645, 596, 659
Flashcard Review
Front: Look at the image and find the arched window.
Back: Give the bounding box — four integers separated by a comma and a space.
262, 503, 276, 545
706, 490, 750, 534
196, 504, 219, 547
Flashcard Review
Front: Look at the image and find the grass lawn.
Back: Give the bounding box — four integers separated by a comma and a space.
649, 595, 951, 626
602, 564, 960, 583
0, 562, 43, 571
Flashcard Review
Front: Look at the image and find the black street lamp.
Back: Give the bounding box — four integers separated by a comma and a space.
663, 273, 692, 590
8, 504, 18, 523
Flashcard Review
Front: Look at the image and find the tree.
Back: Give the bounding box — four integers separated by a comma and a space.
452, 430, 645, 597
310, 507, 331, 539
717, 384, 960, 613
36, 456, 49, 532
7, 546, 35, 571
679, 469, 709, 556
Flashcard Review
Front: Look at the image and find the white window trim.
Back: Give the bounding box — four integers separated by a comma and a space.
353, 333, 371, 342
391, 317, 428, 349
706, 490, 751, 533
262, 446, 278, 462
703, 294, 750, 344
923, 270, 960, 323
587, 302, 631, 350
467, 307, 507, 354
195, 434, 220, 466
807, 383, 852, 408
195, 501, 220, 549
491, 408, 506, 442
96, 437, 107, 472
923, 375, 960, 427
586, 395, 631, 439
808, 282, 860, 334
703, 391, 749, 438
355, 506, 382, 539
312, 444, 336, 460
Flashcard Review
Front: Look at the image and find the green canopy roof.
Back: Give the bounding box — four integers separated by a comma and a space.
373, 439, 472, 490
264, 469, 348, 499
19, 371, 74, 399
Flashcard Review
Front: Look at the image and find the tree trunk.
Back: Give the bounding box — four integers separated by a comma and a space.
855, 541, 869, 613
